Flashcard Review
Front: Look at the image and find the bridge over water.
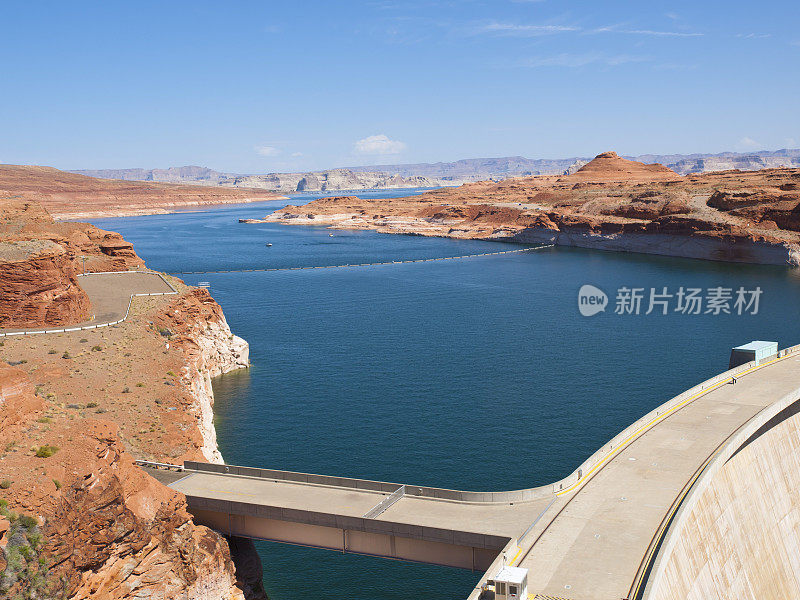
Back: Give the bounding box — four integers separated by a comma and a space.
147, 345, 800, 600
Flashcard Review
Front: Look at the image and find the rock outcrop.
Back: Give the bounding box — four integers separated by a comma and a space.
0, 199, 149, 330
0, 200, 262, 599
0, 239, 91, 328
567, 151, 682, 182
0, 369, 246, 599
154, 289, 250, 463
45, 422, 245, 600
265, 152, 800, 266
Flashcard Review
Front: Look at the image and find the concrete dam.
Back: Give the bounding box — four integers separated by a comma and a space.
144, 343, 800, 600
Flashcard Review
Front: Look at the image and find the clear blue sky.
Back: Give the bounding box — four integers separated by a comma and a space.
1, 1, 798, 172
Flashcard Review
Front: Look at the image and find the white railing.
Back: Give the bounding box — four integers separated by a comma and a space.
363, 485, 406, 519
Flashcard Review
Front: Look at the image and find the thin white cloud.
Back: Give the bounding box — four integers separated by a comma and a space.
290, 152, 304, 157
518, 52, 648, 68
593, 25, 702, 37
255, 145, 280, 157
736, 33, 771, 39
354, 134, 407, 155
736, 137, 762, 151
475, 21, 579, 36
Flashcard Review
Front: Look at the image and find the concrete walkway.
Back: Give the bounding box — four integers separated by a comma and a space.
516, 354, 800, 599
0, 271, 176, 336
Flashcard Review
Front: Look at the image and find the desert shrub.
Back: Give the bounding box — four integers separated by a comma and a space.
79, 338, 88, 343
48, 349, 57, 355
92, 345, 102, 351
34, 445, 59, 458
62, 351, 71, 359
86, 402, 97, 408
136, 382, 144, 387
0, 480, 11, 489
36, 417, 52, 424
52, 479, 61, 490
122, 387, 130, 393
18, 514, 37, 529
166, 370, 176, 377
0, 510, 48, 596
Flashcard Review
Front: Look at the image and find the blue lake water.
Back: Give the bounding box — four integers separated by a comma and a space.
91, 189, 800, 599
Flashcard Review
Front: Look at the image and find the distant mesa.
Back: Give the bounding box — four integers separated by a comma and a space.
0, 164, 284, 219
568, 151, 682, 183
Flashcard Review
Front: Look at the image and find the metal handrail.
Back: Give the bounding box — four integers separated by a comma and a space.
363, 485, 406, 519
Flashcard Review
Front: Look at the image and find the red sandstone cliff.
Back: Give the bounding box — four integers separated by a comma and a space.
265, 152, 800, 266
0, 240, 91, 328
0, 200, 262, 598
0, 199, 146, 329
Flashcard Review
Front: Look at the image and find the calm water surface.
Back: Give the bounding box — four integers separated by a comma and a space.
91, 189, 800, 599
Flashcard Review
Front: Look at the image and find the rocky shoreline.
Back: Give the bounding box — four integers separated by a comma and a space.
264, 152, 800, 267
0, 199, 267, 598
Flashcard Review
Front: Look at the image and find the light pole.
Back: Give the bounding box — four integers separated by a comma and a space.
81, 256, 87, 275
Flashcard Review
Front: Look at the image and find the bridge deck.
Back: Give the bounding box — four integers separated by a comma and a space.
170, 471, 551, 540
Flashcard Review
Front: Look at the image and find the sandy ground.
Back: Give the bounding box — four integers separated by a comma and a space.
0, 277, 211, 483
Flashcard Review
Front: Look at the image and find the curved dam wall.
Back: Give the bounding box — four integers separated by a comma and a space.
645, 389, 800, 600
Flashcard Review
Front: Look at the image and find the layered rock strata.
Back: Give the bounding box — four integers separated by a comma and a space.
0, 200, 264, 599
265, 152, 800, 266
0, 239, 91, 328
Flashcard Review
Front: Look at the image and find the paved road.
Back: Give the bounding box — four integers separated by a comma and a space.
165, 350, 800, 600
0, 271, 175, 335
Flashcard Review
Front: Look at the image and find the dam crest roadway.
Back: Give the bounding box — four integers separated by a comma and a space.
142, 342, 800, 600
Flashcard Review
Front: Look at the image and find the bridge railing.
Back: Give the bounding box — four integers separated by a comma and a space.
182, 460, 554, 503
